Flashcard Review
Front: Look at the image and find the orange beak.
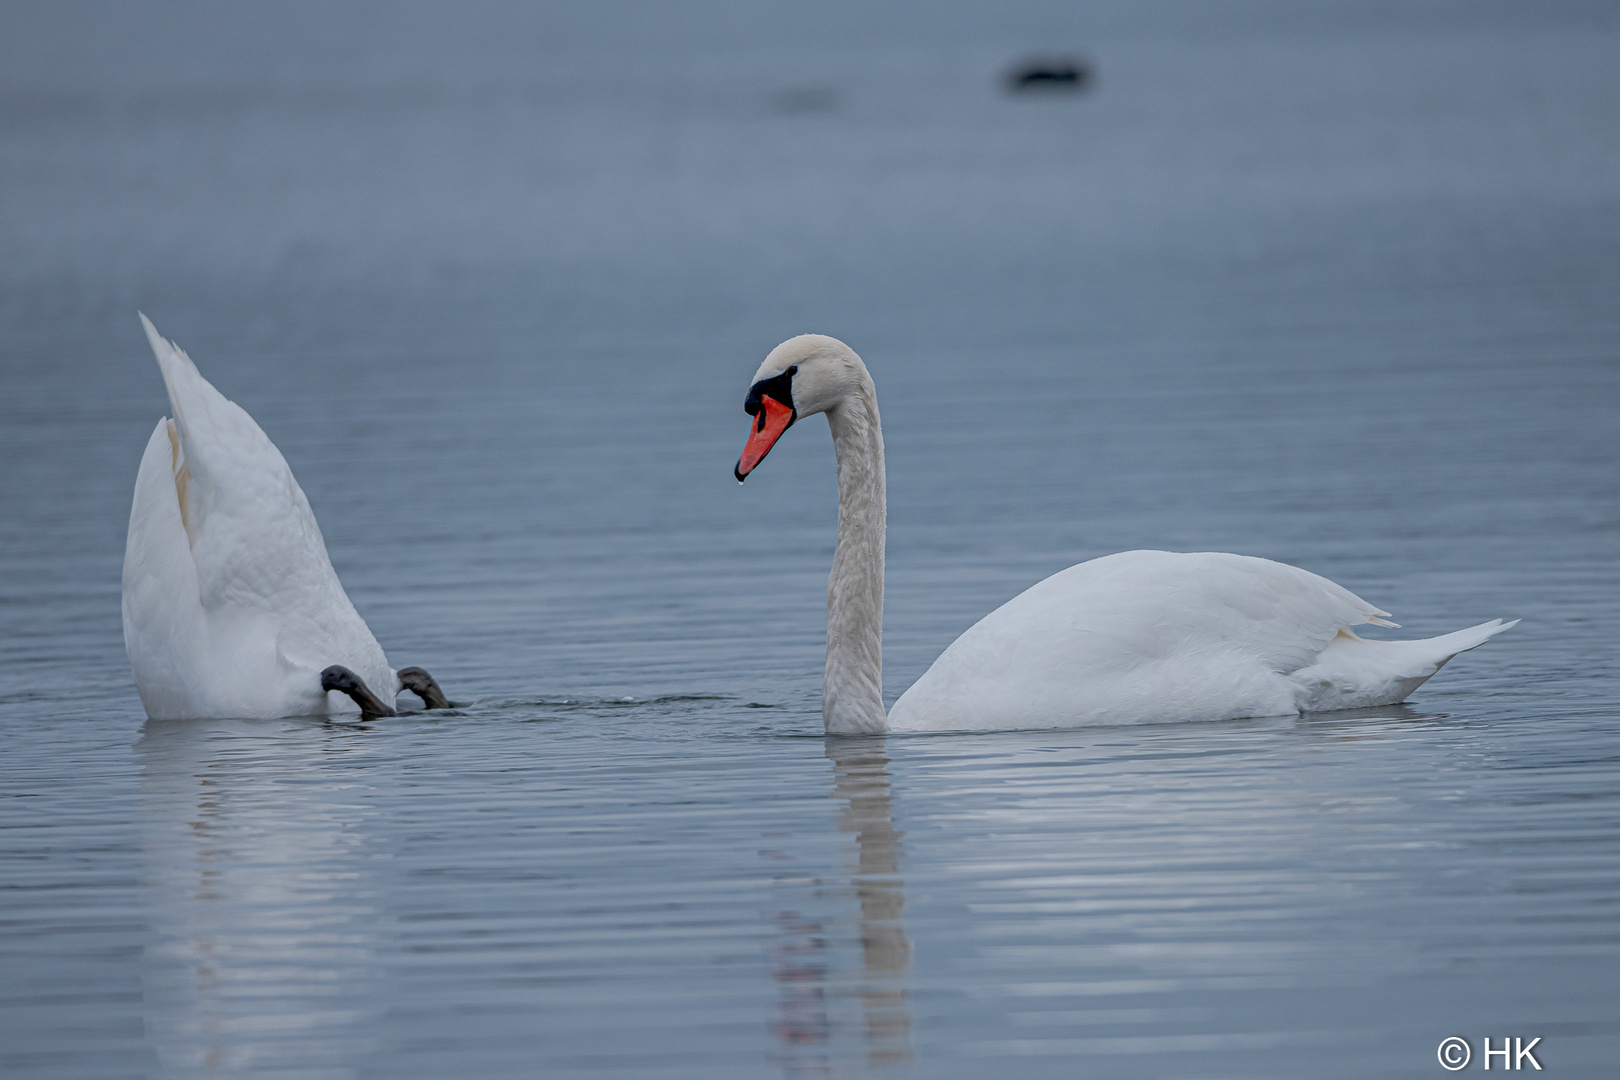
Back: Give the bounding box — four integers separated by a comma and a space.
735, 395, 795, 481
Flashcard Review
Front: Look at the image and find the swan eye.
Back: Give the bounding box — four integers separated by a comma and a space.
743, 366, 799, 417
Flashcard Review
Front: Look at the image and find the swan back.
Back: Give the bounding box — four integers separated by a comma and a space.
123, 316, 393, 719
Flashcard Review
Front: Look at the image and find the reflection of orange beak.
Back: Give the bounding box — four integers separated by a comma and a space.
736, 396, 795, 481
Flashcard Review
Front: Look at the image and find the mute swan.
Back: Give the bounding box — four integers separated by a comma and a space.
734, 334, 1514, 734
123, 315, 449, 720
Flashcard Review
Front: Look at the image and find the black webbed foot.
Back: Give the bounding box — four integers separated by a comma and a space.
398, 667, 450, 710
320, 665, 397, 719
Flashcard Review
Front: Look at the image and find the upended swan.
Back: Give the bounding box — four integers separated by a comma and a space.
123, 315, 448, 720
734, 334, 1514, 734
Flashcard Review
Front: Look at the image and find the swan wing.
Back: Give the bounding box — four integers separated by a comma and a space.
1134, 551, 1393, 675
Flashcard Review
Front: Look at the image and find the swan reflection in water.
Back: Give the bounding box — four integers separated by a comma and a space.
135, 718, 383, 1075
769, 736, 912, 1072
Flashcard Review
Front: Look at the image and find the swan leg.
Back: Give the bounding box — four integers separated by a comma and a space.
320, 665, 397, 719
397, 667, 451, 710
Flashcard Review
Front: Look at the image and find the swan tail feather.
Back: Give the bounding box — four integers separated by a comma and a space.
1289, 618, 1516, 712
136, 314, 330, 558
139, 313, 248, 482
1417, 617, 1518, 658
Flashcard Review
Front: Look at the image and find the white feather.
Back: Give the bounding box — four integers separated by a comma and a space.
887, 552, 1514, 730
122, 315, 396, 719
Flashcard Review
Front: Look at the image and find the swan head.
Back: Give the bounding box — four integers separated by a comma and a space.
735, 334, 869, 481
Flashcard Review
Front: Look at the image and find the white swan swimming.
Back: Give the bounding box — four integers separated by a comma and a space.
122, 315, 448, 720
734, 334, 1514, 734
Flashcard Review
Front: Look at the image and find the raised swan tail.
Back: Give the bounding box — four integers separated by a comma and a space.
1411, 617, 1519, 659
1289, 618, 1518, 713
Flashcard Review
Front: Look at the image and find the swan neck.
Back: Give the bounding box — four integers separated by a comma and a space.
824, 382, 887, 734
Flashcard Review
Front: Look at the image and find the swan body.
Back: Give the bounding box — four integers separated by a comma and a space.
123, 314, 399, 720
735, 334, 1514, 734
887, 550, 1512, 731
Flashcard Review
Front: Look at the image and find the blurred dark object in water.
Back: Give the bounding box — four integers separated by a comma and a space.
1005, 57, 1093, 93
771, 87, 838, 115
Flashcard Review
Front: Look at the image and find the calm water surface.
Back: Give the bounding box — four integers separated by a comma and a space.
3, 2, 1619, 1076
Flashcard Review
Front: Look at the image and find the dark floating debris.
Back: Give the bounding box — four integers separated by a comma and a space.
771, 87, 838, 115
1005, 56, 1093, 93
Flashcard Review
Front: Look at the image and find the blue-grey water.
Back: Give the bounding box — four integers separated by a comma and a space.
3, 2, 1619, 1076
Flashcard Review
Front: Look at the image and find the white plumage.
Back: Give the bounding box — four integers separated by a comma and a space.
122, 315, 398, 719
887, 550, 1513, 731
736, 334, 1514, 734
